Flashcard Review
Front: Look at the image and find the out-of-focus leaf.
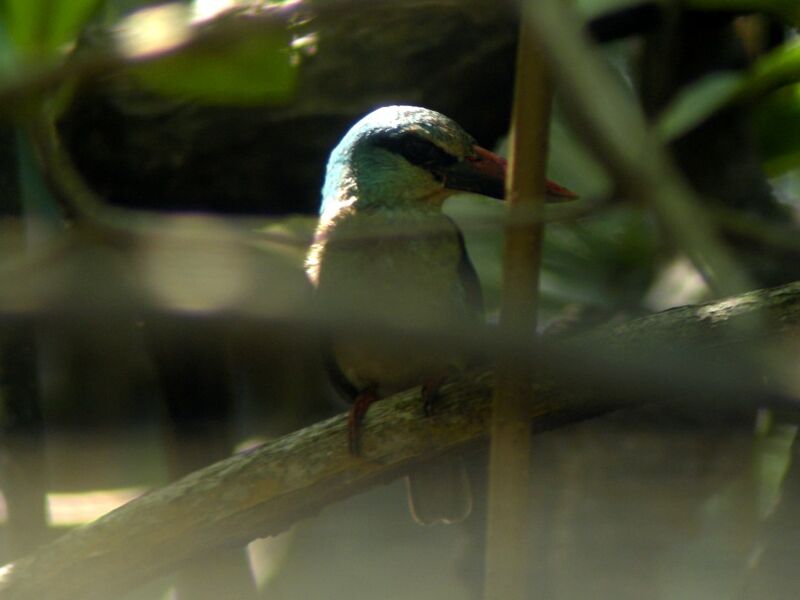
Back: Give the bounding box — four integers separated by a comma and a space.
0, 0, 105, 55
16, 131, 63, 243
754, 84, 800, 176
685, 0, 800, 26
741, 39, 800, 99
119, 3, 296, 105
574, 0, 642, 18
656, 72, 744, 142
540, 207, 660, 317
549, 111, 613, 199
657, 40, 800, 142
132, 33, 295, 104
754, 413, 797, 518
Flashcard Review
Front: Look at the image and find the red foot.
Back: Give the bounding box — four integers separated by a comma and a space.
348, 388, 378, 456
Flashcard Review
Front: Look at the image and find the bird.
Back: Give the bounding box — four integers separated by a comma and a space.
306, 105, 574, 525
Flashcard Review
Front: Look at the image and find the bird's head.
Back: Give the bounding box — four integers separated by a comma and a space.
323, 106, 502, 212
321, 105, 574, 216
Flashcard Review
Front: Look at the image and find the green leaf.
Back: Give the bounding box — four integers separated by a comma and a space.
121, 4, 296, 105
656, 40, 800, 142
0, 0, 105, 55
132, 32, 296, 105
754, 84, 800, 176
656, 72, 744, 142
741, 39, 800, 100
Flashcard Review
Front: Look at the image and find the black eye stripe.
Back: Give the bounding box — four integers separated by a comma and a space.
372, 132, 458, 169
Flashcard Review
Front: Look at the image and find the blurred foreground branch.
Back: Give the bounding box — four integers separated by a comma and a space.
3, 280, 800, 598
527, 0, 751, 296
484, 2, 551, 597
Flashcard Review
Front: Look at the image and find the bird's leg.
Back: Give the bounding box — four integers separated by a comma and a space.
421, 373, 451, 417
422, 364, 465, 416
348, 386, 379, 456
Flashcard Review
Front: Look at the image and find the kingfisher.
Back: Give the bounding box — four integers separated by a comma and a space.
306, 105, 574, 524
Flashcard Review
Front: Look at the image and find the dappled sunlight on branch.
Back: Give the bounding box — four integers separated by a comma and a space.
115, 4, 193, 60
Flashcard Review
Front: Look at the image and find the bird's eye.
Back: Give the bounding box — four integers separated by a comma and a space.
400, 136, 442, 165
401, 135, 457, 168
374, 132, 457, 170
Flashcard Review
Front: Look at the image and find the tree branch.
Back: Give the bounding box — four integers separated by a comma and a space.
2, 280, 800, 599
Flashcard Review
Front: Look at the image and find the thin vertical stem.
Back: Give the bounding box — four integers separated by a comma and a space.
483, 2, 552, 599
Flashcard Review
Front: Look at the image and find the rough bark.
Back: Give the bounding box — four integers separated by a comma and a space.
2, 279, 800, 599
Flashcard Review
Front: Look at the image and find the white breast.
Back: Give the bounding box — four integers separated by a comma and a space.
309, 209, 478, 394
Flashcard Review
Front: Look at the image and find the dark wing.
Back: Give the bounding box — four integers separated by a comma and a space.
323, 340, 360, 402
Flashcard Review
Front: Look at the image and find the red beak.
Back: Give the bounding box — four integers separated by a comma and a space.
464, 145, 577, 201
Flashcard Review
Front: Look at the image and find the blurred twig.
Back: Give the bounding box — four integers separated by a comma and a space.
0, 326, 50, 560
27, 110, 607, 259
713, 206, 800, 252
3, 279, 800, 599
527, 0, 752, 297
26, 116, 310, 247
485, 1, 550, 597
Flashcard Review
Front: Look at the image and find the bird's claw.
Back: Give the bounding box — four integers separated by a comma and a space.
348, 389, 378, 456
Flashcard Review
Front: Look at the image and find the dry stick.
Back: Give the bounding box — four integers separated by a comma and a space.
484, 3, 551, 599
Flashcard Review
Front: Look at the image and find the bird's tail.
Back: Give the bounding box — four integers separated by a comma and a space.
405, 455, 471, 525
